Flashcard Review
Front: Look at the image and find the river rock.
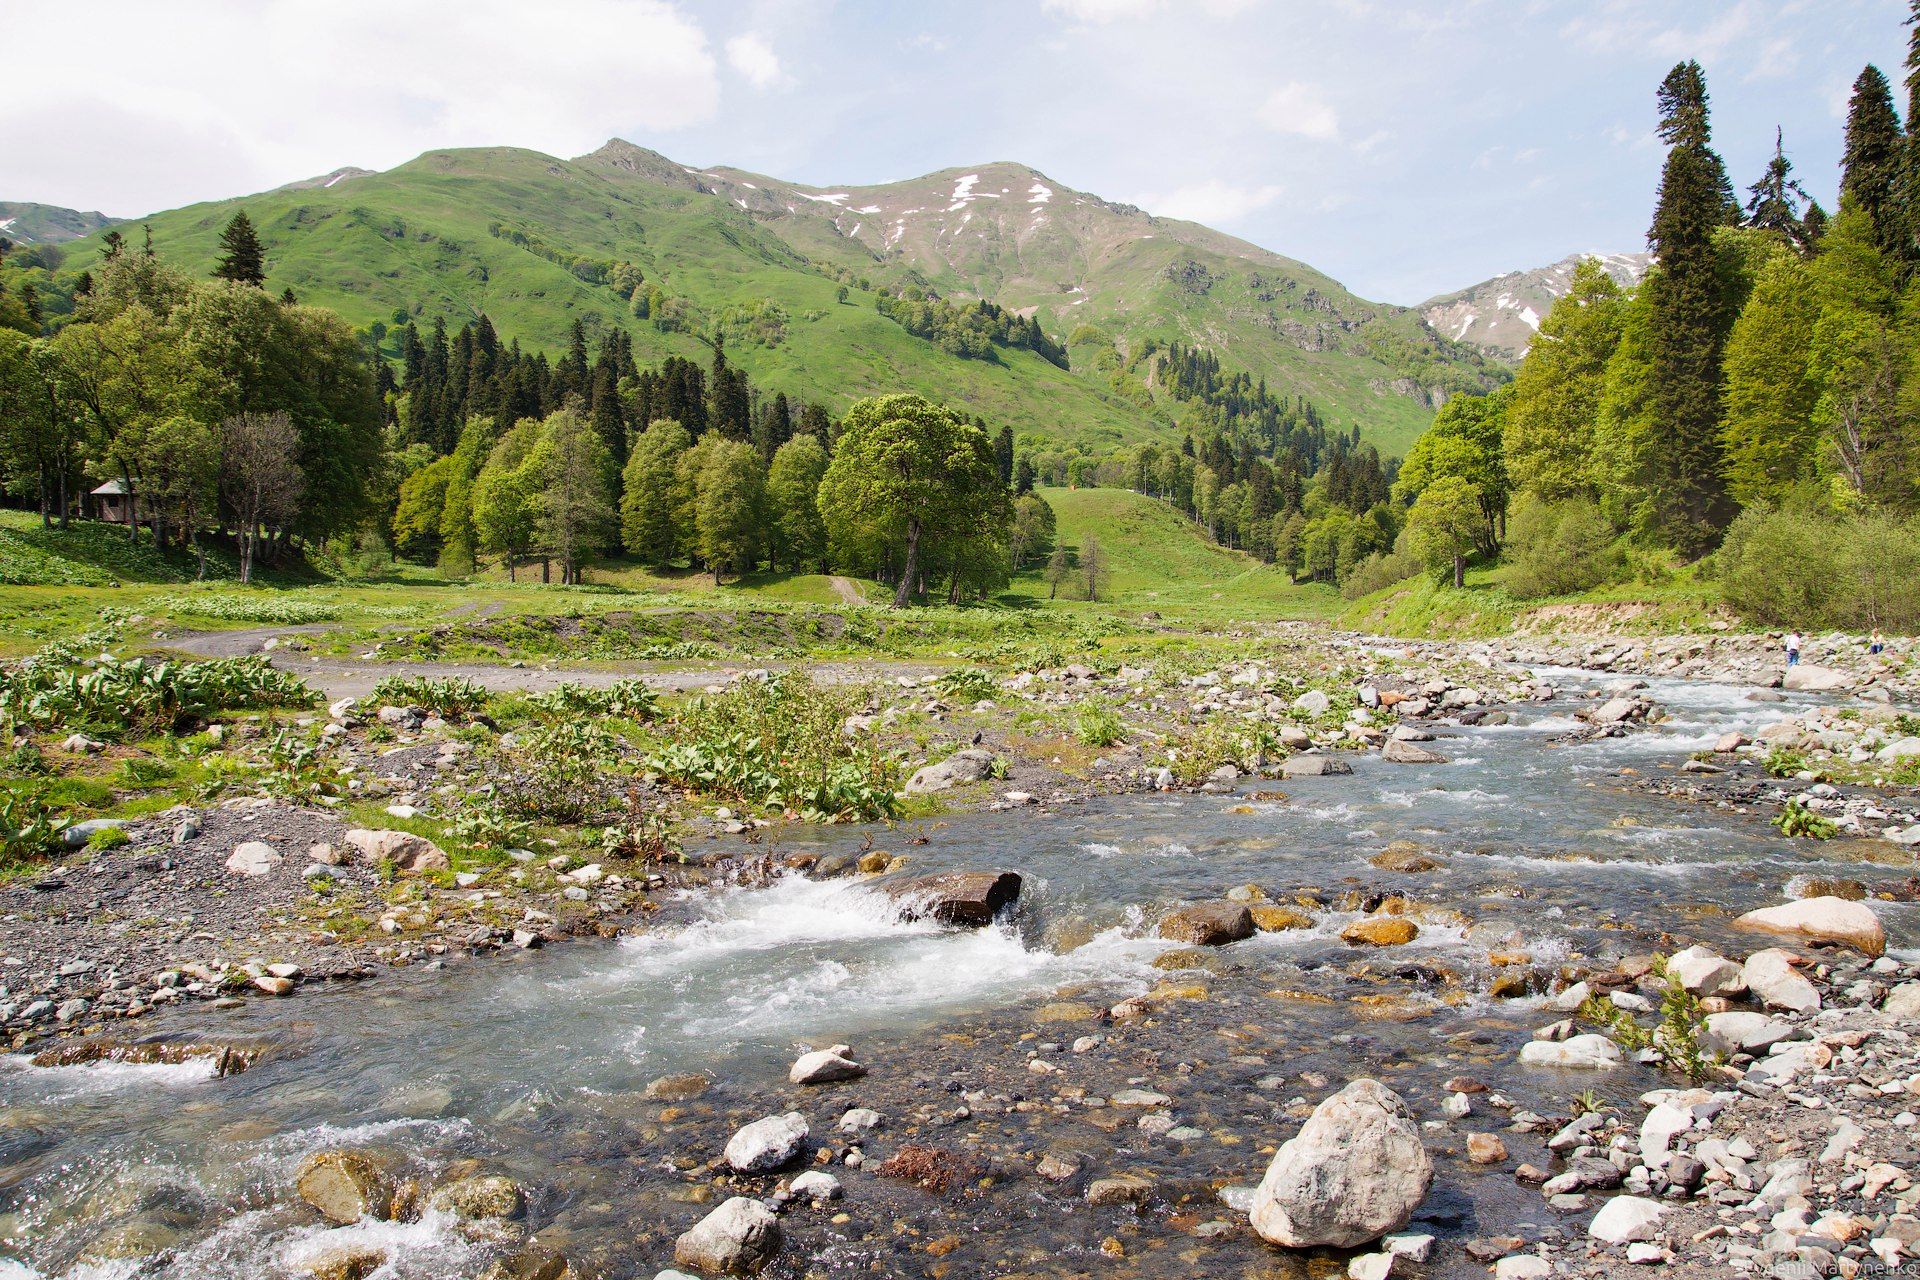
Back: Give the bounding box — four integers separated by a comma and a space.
1784, 664, 1854, 692
1381, 739, 1448, 765
1341, 918, 1419, 947
1158, 902, 1255, 946
1666, 945, 1745, 997
1251, 904, 1314, 931
430, 1174, 524, 1219
724, 1112, 808, 1173
300, 1244, 388, 1280
1249, 1078, 1432, 1249
1588, 1194, 1665, 1243
1884, 982, 1920, 1018
880, 870, 1021, 927
1733, 896, 1886, 956
1467, 1133, 1508, 1165
1743, 948, 1820, 1014
342, 828, 450, 874
903, 748, 996, 794
1281, 755, 1352, 778
1370, 842, 1440, 873
789, 1044, 865, 1085
675, 1196, 781, 1274
1701, 1011, 1798, 1056
225, 841, 282, 876
295, 1150, 395, 1224
788, 1170, 841, 1201
1518, 1034, 1623, 1070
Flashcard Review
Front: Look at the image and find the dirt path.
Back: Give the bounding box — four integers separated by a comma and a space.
161, 625, 936, 700
827, 575, 868, 606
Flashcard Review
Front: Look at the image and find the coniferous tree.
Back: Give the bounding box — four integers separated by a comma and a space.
213, 211, 267, 287
1840, 65, 1906, 260
1903, 1, 1920, 276
1643, 61, 1741, 552
994, 424, 1015, 486
1746, 129, 1818, 253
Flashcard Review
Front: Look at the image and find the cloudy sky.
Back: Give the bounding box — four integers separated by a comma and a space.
3, 0, 1908, 303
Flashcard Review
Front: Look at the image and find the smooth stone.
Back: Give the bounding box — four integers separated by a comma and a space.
1249, 1079, 1432, 1249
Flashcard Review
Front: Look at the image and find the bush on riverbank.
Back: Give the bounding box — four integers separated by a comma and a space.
1715, 504, 1920, 632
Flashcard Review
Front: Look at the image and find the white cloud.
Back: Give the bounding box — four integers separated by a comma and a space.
0, 0, 720, 216
1255, 82, 1340, 140
726, 32, 792, 89
1137, 180, 1284, 224
1041, 0, 1256, 23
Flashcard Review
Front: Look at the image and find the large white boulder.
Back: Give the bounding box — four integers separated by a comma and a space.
1783, 664, 1853, 692
788, 1044, 865, 1086
674, 1196, 781, 1274
723, 1113, 808, 1173
342, 828, 450, 874
1518, 1034, 1623, 1070
1734, 897, 1885, 957
225, 841, 282, 876
1589, 1194, 1665, 1244
1665, 945, 1745, 998
1742, 948, 1820, 1014
1249, 1079, 1432, 1249
903, 748, 996, 794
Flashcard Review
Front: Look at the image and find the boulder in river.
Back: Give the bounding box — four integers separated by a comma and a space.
675, 1196, 782, 1274
342, 829, 450, 874
1248, 1078, 1432, 1249
1517, 1034, 1623, 1070
1588, 1194, 1665, 1243
724, 1112, 809, 1173
429, 1174, 524, 1220
1369, 842, 1441, 873
1733, 896, 1886, 957
1281, 755, 1353, 778
1157, 902, 1255, 946
295, 1150, 396, 1224
789, 1044, 866, 1085
881, 870, 1022, 927
1380, 739, 1448, 765
1341, 918, 1419, 947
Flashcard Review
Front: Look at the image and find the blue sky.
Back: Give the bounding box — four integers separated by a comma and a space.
4, 0, 1910, 303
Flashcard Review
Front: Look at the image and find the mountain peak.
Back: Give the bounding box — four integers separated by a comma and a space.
1420, 250, 1651, 359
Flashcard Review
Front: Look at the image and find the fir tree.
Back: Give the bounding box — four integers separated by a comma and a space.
213, 211, 267, 287
1643, 60, 1741, 552
1840, 65, 1905, 260
1745, 129, 1817, 253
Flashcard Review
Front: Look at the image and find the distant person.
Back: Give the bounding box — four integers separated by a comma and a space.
1870, 629, 1885, 657
1785, 631, 1802, 667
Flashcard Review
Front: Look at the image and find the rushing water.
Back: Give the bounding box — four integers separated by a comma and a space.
2, 668, 1911, 1278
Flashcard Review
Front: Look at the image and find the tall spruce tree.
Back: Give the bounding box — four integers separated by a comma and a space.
213, 211, 266, 287
1643, 61, 1741, 553
1746, 129, 1817, 253
1902, 2, 1920, 276
1840, 65, 1906, 260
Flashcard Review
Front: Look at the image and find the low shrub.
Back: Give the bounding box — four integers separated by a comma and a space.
365, 674, 490, 718
1717, 503, 1920, 631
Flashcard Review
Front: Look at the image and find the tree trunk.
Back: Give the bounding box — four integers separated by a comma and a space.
1452, 554, 1465, 589
891, 516, 921, 609
541, 558, 550, 583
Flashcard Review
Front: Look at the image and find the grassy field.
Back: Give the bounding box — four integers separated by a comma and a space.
0, 498, 1739, 665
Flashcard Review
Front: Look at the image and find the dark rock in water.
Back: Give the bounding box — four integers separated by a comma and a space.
881, 870, 1022, 927
812, 853, 857, 879
1158, 901, 1256, 946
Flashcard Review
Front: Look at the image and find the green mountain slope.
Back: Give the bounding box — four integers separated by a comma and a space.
0, 202, 113, 245
24, 142, 1500, 455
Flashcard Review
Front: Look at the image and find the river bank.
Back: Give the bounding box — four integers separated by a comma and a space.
3, 624, 1918, 1278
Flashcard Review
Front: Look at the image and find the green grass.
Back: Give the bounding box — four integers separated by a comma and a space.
1335, 559, 1728, 639
1004, 487, 1341, 619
